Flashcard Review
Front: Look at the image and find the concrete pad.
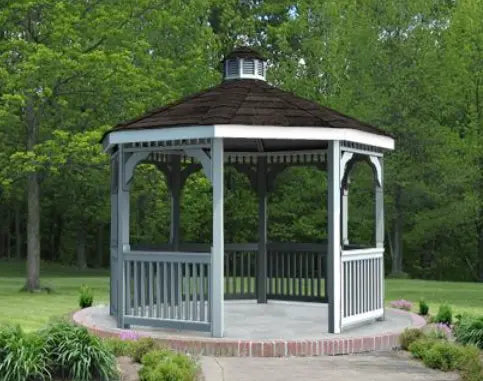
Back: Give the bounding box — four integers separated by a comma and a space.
200, 352, 460, 381
81, 301, 416, 340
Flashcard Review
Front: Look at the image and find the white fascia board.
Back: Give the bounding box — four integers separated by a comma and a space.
102, 125, 215, 152
213, 124, 395, 150
102, 123, 395, 152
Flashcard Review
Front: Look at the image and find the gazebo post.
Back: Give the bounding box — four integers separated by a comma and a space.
211, 138, 224, 337
341, 186, 349, 246
169, 156, 181, 251
117, 145, 130, 328
109, 154, 119, 317
256, 157, 268, 304
328, 140, 342, 334
375, 159, 385, 319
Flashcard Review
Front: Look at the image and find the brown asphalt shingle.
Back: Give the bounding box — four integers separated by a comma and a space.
108, 79, 390, 138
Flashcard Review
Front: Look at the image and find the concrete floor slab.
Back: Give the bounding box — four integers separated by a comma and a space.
83, 301, 416, 340
201, 352, 460, 381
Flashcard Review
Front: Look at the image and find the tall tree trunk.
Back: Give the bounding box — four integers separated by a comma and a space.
25, 95, 41, 291
15, 202, 22, 259
26, 172, 41, 290
391, 186, 404, 274
76, 225, 87, 269
96, 224, 104, 267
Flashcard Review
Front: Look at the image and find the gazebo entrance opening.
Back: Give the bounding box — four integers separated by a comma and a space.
103, 47, 394, 338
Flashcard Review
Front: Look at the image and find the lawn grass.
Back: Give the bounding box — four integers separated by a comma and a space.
386, 278, 483, 317
0, 260, 482, 331
0, 260, 109, 331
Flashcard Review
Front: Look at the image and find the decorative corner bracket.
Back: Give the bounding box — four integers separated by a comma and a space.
184, 148, 213, 183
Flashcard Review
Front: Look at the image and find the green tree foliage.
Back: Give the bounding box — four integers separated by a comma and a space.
0, 0, 482, 283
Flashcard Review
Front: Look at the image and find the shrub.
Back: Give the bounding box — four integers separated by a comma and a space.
418, 299, 429, 316
131, 337, 160, 363
390, 299, 412, 311
105, 337, 134, 357
399, 328, 424, 350
434, 304, 452, 325
422, 341, 462, 371
139, 350, 197, 381
42, 321, 117, 381
458, 345, 483, 381
0, 325, 51, 381
408, 338, 437, 359
453, 314, 483, 349
79, 284, 94, 309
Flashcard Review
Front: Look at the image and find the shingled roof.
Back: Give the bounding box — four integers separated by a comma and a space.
110, 79, 389, 138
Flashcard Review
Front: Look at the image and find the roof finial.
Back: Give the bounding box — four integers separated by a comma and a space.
222, 46, 267, 81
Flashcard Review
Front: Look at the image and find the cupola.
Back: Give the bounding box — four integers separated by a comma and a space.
222, 46, 267, 81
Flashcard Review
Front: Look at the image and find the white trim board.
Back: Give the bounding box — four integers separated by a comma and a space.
103, 124, 395, 152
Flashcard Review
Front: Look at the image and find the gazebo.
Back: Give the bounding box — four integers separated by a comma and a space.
101, 47, 395, 338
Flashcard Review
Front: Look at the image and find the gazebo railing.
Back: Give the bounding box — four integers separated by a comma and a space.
341, 247, 384, 328
224, 244, 257, 299
223, 242, 327, 301
122, 250, 211, 331
267, 243, 327, 302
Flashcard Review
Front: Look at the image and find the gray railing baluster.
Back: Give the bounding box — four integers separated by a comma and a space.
133, 261, 139, 316
177, 263, 182, 319
148, 262, 154, 317
156, 262, 161, 318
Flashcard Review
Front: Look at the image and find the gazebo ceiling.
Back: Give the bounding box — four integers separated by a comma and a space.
103, 47, 394, 152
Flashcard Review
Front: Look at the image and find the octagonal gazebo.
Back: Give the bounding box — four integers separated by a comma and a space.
101, 47, 395, 338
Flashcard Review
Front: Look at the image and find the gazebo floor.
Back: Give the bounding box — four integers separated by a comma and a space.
74, 301, 425, 357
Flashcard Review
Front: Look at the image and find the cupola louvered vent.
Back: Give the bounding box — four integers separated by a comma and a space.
227, 60, 239, 76
223, 47, 266, 81
242, 59, 255, 75
257, 61, 264, 76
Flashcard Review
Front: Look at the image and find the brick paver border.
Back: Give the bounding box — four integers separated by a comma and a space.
73, 308, 426, 357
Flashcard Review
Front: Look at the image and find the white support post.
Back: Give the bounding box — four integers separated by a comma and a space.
342, 186, 349, 246
211, 138, 224, 337
109, 153, 119, 316
374, 158, 384, 248
328, 140, 342, 334
169, 156, 181, 250
374, 157, 385, 319
117, 145, 131, 328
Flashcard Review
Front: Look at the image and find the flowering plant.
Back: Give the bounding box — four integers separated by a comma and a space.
390, 299, 413, 311
433, 323, 452, 339
119, 330, 140, 341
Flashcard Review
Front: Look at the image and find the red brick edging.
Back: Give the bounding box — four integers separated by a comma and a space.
73, 308, 426, 357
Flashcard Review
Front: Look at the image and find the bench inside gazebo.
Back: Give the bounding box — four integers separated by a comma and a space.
101, 47, 395, 338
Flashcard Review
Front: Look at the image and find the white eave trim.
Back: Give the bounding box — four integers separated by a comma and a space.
103, 124, 394, 152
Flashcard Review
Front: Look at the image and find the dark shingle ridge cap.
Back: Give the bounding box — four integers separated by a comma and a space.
223, 46, 266, 61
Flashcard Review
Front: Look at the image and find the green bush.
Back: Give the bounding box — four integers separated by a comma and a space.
408, 337, 482, 381
458, 345, 483, 381
408, 338, 437, 359
399, 328, 424, 350
0, 325, 51, 381
139, 350, 197, 381
79, 284, 94, 309
453, 314, 483, 349
131, 337, 159, 363
435, 304, 453, 325
42, 321, 118, 381
418, 299, 429, 316
422, 341, 462, 371
105, 337, 135, 357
